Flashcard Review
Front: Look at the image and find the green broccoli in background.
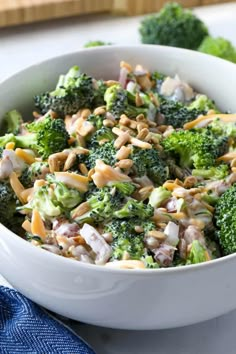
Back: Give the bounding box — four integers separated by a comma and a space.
198, 36, 236, 63
139, 2, 208, 50
84, 40, 112, 48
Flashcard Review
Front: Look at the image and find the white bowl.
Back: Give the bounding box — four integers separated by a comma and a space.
1, 45, 236, 330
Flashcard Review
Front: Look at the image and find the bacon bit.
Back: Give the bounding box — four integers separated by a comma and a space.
31, 209, 46, 240
22, 219, 32, 233
92, 159, 131, 188
15, 148, 35, 165
54, 172, 89, 192
5, 142, 15, 150
9, 172, 25, 203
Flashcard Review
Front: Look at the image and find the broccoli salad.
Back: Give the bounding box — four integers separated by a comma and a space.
1, 62, 236, 269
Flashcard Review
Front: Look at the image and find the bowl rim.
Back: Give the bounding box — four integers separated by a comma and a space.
1, 44, 236, 275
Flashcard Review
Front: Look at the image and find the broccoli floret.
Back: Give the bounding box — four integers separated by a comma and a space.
142, 255, 159, 269
34, 66, 104, 117
109, 182, 136, 196
201, 191, 219, 206
188, 94, 218, 112
105, 218, 155, 260
186, 240, 209, 264
0, 181, 23, 231
79, 141, 117, 170
149, 187, 171, 208
53, 181, 83, 209
131, 146, 169, 186
114, 199, 154, 219
192, 164, 229, 180
19, 184, 62, 220
87, 113, 104, 130
84, 40, 112, 48
89, 127, 115, 147
162, 129, 228, 170
139, 2, 208, 50
215, 184, 236, 255
0, 115, 69, 159
159, 94, 217, 129
20, 162, 50, 188
3, 110, 23, 135
104, 85, 148, 120
208, 118, 236, 138
71, 187, 123, 224
198, 36, 236, 63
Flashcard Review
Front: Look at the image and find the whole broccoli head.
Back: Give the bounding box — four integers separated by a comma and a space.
159, 94, 217, 128
198, 36, 236, 63
0, 115, 70, 159
104, 85, 148, 120
71, 186, 124, 224
84, 40, 112, 48
215, 184, 236, 255
131, 146, 169, 186
139, 2, 208, 50
162, 129, 228, 170
34, 66, 105, 117
105, 218, 155, 260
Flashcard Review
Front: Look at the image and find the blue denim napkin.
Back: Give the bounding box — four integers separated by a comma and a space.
0, 286, 96, 354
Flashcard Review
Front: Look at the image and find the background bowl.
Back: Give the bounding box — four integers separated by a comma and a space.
1, 45, 236, 330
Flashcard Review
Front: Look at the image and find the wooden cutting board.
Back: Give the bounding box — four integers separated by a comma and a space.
0, 0, 113, 27
0, 0, 234, 27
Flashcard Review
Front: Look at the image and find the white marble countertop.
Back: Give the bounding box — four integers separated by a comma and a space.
1, 3, 236, 353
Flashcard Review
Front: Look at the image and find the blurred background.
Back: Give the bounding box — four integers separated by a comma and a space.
0, 0, 235, 27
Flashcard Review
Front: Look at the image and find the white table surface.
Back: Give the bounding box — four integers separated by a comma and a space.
1, 3, 236, 353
